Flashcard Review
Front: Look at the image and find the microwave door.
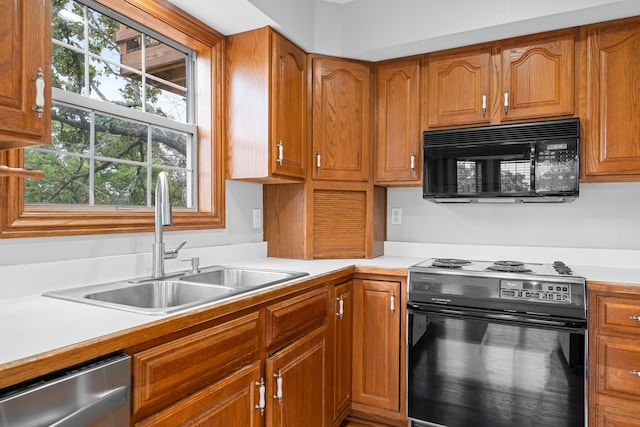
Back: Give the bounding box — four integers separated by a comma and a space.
426, 143, 533, 197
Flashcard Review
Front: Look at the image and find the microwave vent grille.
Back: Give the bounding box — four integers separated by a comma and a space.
424, 118, 580, 147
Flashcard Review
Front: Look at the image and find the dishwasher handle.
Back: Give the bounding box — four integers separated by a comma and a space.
50, 386, 128, 427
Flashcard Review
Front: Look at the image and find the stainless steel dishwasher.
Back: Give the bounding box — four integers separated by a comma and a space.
0, 352, 130, 427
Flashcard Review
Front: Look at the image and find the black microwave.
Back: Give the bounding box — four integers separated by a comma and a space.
423, 118, 580, 202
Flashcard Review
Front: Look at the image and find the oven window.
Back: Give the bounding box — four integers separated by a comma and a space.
408, 313, 585, 427
500, 160, 530, 192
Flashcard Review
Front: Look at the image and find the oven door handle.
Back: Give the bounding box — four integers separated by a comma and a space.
408, 303, 587, 331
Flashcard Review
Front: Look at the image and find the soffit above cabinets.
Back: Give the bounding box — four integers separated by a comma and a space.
164, 0, 640, 61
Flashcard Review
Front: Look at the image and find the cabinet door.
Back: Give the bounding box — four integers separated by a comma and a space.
266, 326, 328, 427
0, 0, 51, 150
312, 57, 371, 181
583, 17, 640, 181
500, 29, 575, 121
135, 362, 263, 427
272, 32, 307, 179
375, 57, 421, 185
352, 279, 401, 410
427, 47, 491, 127
333, 280, 352, 422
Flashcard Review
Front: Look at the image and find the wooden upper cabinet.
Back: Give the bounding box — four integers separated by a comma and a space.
427, 29, 575, 128
427, 47, 492, 127
374, 57, 421, 186
0, 0, 51, 150
582, 16, 640, 181
500, 29, 575, 122
226, 27, 307, 183
312, 56, 372, 181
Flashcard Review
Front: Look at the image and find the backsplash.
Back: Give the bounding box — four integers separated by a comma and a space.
387, 182, 640, 250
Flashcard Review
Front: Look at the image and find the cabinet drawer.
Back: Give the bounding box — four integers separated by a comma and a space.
595, 404, 640, 427
132, 312, 260, 419
266, 287, 328, 351
135, 361, 262, 427
597, 296, 640, 334
596, 335, 640, 401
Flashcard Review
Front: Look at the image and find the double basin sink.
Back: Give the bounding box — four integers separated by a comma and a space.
44, 266, 309, 315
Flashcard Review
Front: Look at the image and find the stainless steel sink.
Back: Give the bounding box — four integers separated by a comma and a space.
43, 266, 309, 315
179, 266, 308, 289
85, 281, 235, 311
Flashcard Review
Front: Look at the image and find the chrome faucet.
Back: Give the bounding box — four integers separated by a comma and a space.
152, 172, 186, 278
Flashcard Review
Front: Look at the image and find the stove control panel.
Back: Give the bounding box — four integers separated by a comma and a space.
500, 279, 571, 303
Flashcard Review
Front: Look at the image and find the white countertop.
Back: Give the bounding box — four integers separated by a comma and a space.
2, 240, 639, 379
0, 255, 421, 368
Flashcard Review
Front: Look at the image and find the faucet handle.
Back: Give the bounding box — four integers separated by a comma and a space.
165, 240, 187, 259
181, 257, 200, 274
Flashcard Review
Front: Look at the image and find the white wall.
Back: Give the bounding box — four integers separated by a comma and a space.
386, 182, 640, 250
0, 180, 264, 267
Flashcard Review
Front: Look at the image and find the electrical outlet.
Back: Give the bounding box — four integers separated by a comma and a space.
252, 208, 262, 228
391, 207, 402, 225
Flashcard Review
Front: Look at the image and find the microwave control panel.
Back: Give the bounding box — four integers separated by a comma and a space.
536, 142, 577, 163
500, 279, 571, 304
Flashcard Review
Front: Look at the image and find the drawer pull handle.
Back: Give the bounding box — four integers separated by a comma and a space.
32, 67, 45, 118
630, 315, 640, 321
503, 90, 509, 113
631, 370, 640, 377
390, 293, 395, 314
336, 295, 344, 320
276, 141, 284, 165
273, 370, 283, 404
255, 377, 266, 415
481, 91, 487, 115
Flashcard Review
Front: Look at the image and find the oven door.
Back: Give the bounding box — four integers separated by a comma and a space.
407, 303, 586, 427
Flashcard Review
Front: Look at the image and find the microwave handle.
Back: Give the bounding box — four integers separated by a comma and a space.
530, 142, 536, 193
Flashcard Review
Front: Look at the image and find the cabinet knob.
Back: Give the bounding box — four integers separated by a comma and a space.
32, 67, 45, 118
631, 370, 640, 377
630, 315, 640, 321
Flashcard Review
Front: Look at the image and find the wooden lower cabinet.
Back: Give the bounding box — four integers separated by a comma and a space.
332, 280, 353, 425
351, 277, 406, 425
131, 312, 261, 422
266, 326, 328, 427
135, 361, 263, 427
595, 405, 640, 427
589, 285, 640, 427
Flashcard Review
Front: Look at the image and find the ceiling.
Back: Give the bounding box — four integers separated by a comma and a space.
164, 0, 640, 61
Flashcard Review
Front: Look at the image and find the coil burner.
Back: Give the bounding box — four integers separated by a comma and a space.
487, 260, 532, 273
430, 258, 472, 269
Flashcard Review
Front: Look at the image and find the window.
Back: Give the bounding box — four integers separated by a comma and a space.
1, 0, 224, 238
